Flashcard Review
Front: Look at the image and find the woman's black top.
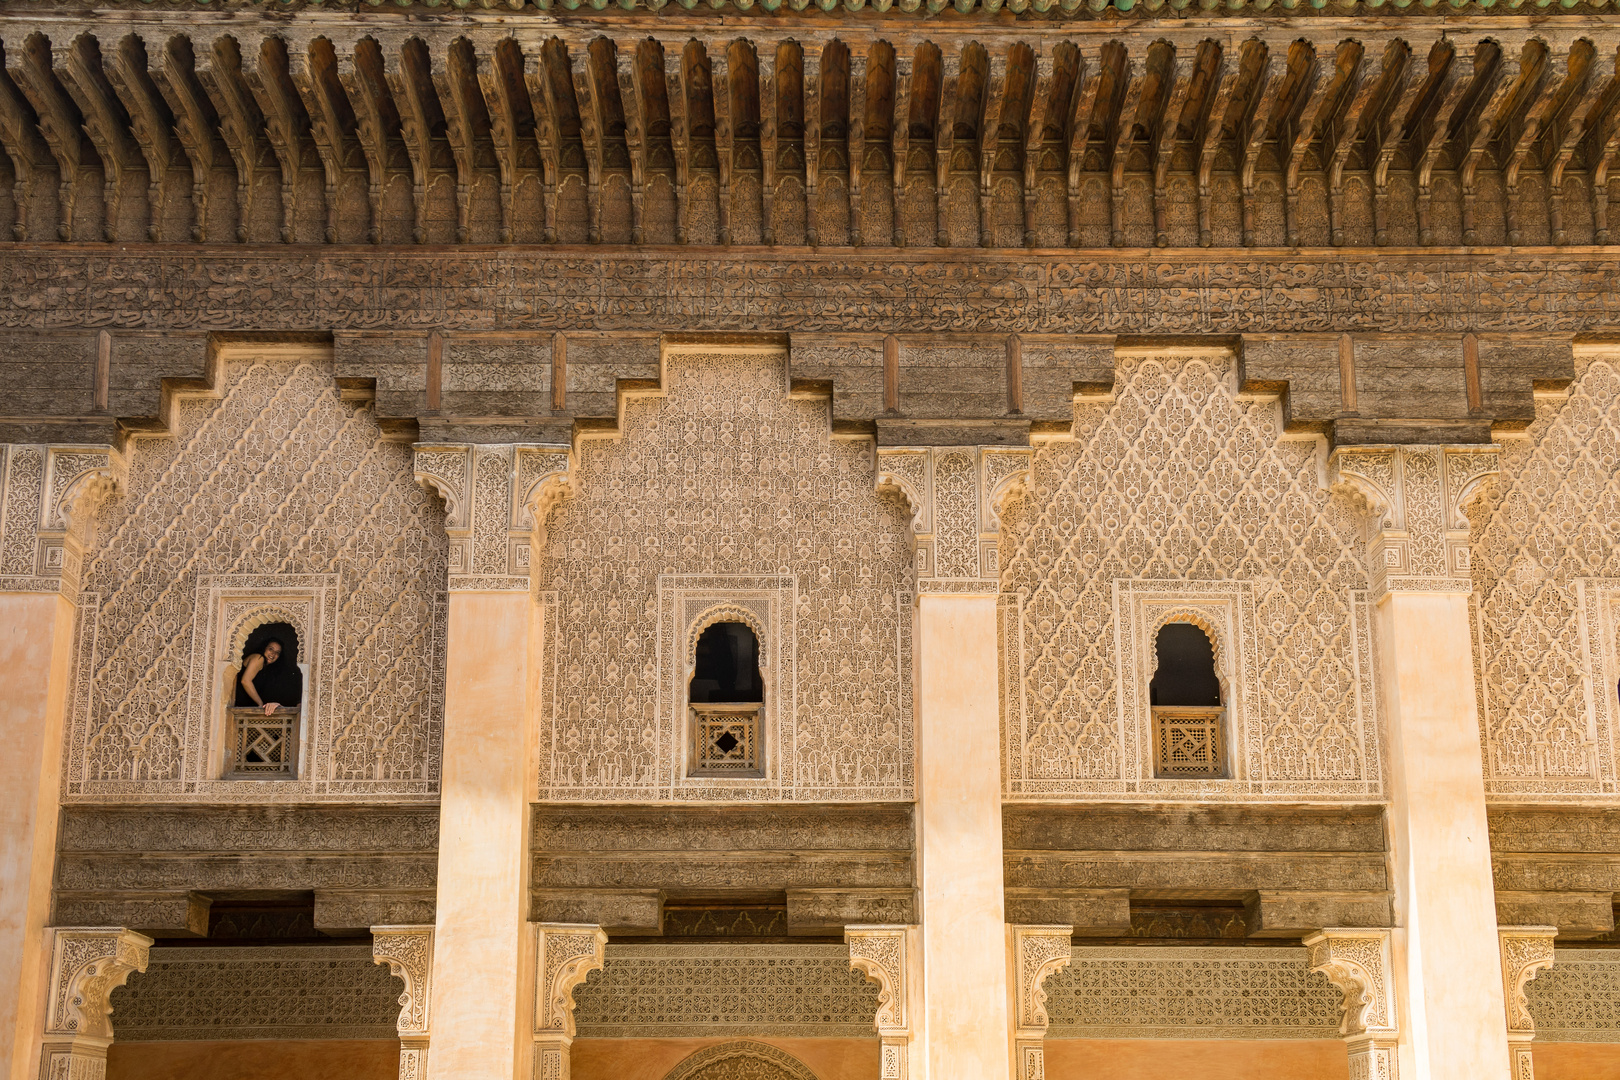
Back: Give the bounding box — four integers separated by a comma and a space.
234, 653, 304, 708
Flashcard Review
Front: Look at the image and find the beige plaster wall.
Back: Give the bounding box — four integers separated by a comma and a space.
106, 1039, 399, 1080
571, 1037, 880, 1080
1532, 1043, 1620, 1079
1044, 1039, 1350, 1079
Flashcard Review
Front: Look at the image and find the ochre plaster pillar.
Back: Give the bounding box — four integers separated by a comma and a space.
879, 446, 1031, 1080
1, 445, 118, 1080
414, 445, 570, 1080
1336, 446, 1511, 1080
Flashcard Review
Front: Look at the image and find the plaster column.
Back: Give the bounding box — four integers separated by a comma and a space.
0, 445, 117, 1080
1335, 446, 1511, 1080
414, 445, 571, 1080
878, 446, 1031, 1080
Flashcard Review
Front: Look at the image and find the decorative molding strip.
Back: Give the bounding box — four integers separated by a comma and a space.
848, 925, 920, 1080
532, 923, 606, 1080
373, 925, 434, 1080
39, 926, 151, 1080
1009, 925, 1074, 1080
1499, 926, 1557, 1080
1304, 928, 1399, 1080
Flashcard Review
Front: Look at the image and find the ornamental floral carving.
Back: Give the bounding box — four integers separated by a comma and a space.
1499, 926, 1557, 1080
372, 925, 434, 1080
1001, 350, 1381, 800
0, 444, 120, 599
413, 444, 571, 591
847, 925, 918, 1080
38, 927, 152, 1080
1304, 928, 1399, 1080
532, 923, 607, 1080
1010, 925, 1073, 1080
875, 445, 1030, 589
661, 1041, 820, 1080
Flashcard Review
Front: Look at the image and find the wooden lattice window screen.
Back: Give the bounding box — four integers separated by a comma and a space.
690, 704, 762, 777
228, 707, 300, 779
1152, 707, 1227, 779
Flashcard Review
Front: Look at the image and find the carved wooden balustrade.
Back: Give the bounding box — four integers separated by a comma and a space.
1, 21, 1617, 251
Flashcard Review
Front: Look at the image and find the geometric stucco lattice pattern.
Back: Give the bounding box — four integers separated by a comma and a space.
63, 347, 448, 801
1525, 949, 1620, 1044
1471, 351, 1620, 798
1000, 350, 1380, 800
572, 944, 881, 1039
107, 945, 404, 1042
536, 347, 914, 802
1043, 946, 1342, 1040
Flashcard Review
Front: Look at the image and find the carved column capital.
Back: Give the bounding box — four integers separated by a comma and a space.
847, 925, 919, 1080
1331, 445, 1499, 597
874, 445, 1031, 593
1, 444, 122, 600
413, 443, 572, 591
532, 923, 606, 1080
372, 925, 434, 1080
38, 926, 152, 1080
1499, 926, 1556, 1080
1304, 928, 1399, 1080
1008, 925, 1073, 1080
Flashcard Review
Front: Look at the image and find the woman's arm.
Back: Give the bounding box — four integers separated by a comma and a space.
240, 655, 281, 714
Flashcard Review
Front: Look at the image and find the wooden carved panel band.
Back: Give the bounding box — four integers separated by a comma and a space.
226, 708, 300, 779
1152, 707, 1227, 779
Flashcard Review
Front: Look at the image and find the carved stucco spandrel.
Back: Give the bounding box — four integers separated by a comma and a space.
372, 925, 434, 1080
847, 925, 920, 1080
0, 444, 121, 600
413, 443, 571, 590
532, 923, 606, 1080
1332, 445, 1499, 598
38, 927, 152, 1080
1304, 928, 1399, 1080
874, 445, 1030, 591
1499, 926, 1557, 1080
1009, 925, 1073, 1080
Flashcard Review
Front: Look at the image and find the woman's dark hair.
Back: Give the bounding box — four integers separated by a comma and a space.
242, 623, 299, 666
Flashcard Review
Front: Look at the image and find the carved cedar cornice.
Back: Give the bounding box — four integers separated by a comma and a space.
372, 925, 434, 1080
532, 922, 607, 1079
1331, 445, 1500, 598
846, 925, 919, 1080
38, 926, 152, 1079
1304, 927, 1399, 1080
1009, 925, 1073, 1080
412, 443, 571, 590
1499, 925, 1556, 1080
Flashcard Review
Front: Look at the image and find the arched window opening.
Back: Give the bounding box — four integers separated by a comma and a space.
1150, 622, 1227, 779
227, 621, 304, 779
689, 621, 764, 778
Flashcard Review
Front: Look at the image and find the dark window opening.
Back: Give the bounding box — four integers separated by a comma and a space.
1149, 622, 1221, 707
234, 621, 304, 711
689, 622, 763, 704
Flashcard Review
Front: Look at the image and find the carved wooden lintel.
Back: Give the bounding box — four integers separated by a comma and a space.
532, 922, 607, 1080
372, 924, 434, 1080
38, 926, 152, 1080
847, 924, 919, 1080
1008, 925, 1073, 1080
1304, 927, 1399, 1080
1499, 925, 1557, 1080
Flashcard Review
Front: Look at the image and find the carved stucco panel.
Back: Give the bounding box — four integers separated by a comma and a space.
62, 348, 448, 802
536, 347, 914, 802
1471, 351, 1620, 799
1000, 350, 1380, 800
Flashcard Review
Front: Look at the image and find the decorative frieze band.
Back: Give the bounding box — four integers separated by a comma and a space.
372, 925, 434, 1080
0, 444, 120, 599
1304, 927, 1399, 1080
876, 446, 1030, 594
413, 444, 570, 591
1009, 925, 1074, 1080
1499, 926, 1558, 1080
38, 926, 152, 1080
1332, 445, 1500, 597
532, 923, 607, 1080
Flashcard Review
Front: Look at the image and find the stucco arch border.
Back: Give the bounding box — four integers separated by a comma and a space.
661, 1041, 820, 1080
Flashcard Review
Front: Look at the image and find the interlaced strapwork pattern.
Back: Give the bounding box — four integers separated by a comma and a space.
1472, 357, 1620, 797
538, 349, 913, 801
66, 357, 448, 799
1001, 352, 1377, 798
